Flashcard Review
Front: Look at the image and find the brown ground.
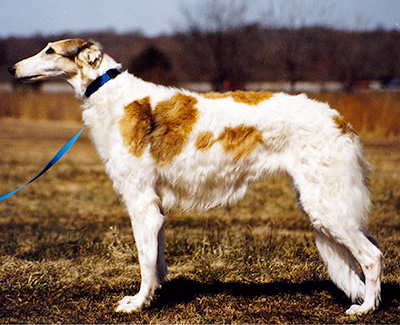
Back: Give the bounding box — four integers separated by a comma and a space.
0, 104, 399, 323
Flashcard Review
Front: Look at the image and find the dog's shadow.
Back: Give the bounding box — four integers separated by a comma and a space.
153, 277, 400, 311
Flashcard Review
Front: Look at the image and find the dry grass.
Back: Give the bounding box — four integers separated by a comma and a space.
1, 89, 400, 138
0, 90, 81, 121
310, 91, 400, 138
0, 90, 399, 323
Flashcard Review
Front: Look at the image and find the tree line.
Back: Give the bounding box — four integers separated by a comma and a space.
1, 26, 399, 90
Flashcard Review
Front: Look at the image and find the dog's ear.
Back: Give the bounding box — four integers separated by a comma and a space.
77, 40, 103, 69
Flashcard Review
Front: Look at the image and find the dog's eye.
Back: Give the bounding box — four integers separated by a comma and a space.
45, 47, 55, 54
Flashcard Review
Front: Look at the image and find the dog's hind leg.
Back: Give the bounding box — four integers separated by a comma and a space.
314, 225, 382, 315
116, 192, 166, 313
314, 229, 366, 303
290, 139, 382, 315
303, 200, 382, 315
341, 230, 383, 315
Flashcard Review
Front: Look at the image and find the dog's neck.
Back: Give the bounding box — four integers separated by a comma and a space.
68, 54, 122, 98
84, 68, 121, 98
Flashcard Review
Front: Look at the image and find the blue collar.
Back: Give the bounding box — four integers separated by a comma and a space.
84, 68, 121, 98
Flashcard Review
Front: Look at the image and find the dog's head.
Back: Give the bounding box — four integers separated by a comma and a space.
9, 39, 104, 83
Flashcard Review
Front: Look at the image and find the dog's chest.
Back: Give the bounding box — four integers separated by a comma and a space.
82, 101, 126, 164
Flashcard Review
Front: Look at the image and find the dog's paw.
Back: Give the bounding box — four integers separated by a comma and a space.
345, 303, 375, 315
115, 295, 149, 313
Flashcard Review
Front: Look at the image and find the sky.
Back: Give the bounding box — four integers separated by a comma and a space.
0, 0, 399, 39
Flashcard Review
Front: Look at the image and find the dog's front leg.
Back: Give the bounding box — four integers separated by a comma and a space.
116, 194, 166, 313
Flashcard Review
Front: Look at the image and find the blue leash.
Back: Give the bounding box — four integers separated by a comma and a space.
0, 125, 86, 202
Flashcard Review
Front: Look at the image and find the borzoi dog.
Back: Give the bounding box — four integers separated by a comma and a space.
9, 39, 383, 315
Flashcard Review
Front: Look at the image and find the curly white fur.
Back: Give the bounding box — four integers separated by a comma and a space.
10, 39, 383, 315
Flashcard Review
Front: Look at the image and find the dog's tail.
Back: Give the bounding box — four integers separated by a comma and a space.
314, 229, 366, 303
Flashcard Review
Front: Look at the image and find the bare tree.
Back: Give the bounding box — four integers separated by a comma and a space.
179, 0, 254, 90
181, 0, 248, 34
261, 0, 335, 29
261, 0, 334, 90
128, 45, 175, 85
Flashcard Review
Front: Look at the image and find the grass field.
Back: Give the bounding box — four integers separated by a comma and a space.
0, 94, 399, 323
1, 89, 400, 138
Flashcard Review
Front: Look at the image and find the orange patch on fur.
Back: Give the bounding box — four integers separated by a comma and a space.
195, 126, 265, 159
120, 94, 199, 165
119, 97, 153, 157
151, 94, 199, 166
217, 125, 264, 160
54, 39, 86, 60
333, 115, 357, 136
195, 131, 215, 151
203, 90, 273, 105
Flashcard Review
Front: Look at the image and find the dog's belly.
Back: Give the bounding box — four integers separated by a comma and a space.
156, 155, 265, 211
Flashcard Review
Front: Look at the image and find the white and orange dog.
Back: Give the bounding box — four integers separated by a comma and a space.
9, 39, 383, 315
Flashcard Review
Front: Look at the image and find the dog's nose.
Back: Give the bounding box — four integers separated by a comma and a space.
8, 66, 16, 76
